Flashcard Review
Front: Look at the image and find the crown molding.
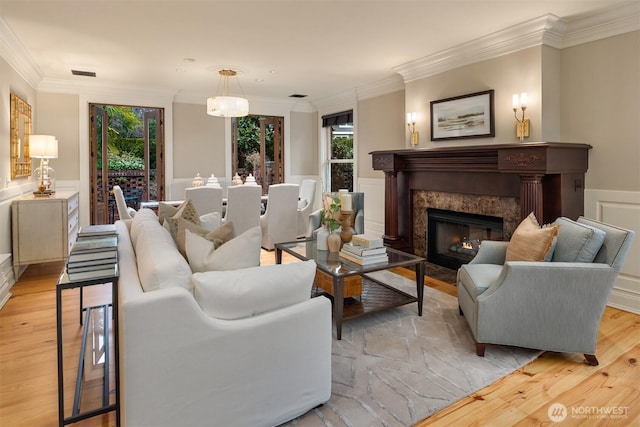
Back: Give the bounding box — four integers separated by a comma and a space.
0, 18, 42, 88
312, 89, 357, 115
355, 74, 405, 101
394, 3, 639, 83
394, 14, 567, 83
562, 2, 640, 48
38, 77, 177, 103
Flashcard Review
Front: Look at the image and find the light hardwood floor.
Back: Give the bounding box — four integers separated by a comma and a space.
1, 257, 638, 427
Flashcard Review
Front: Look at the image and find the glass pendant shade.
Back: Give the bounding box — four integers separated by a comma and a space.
207, 96, 249, 117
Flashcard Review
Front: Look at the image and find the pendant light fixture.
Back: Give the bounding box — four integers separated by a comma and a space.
206, 69, 249, 117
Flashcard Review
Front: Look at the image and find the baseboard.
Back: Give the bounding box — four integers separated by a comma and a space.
584, 189, 640, 314
608, 286, 640, 315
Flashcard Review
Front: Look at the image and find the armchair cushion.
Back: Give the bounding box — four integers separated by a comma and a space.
552, 217, 606, 263
457, 264, 503, 299
192, 260, 317, 320
505, 213, 559, 262
185, 225, 261, 273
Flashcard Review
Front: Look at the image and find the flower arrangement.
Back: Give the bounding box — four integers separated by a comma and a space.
321, 194, 341, 232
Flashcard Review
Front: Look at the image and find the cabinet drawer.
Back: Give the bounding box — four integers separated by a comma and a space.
68, 193, 79, 215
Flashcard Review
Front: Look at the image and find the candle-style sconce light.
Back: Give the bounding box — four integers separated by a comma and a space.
406, 112, 418, 146
512, 93, 529, 141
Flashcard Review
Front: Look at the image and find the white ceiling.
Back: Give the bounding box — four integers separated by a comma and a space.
0, 0, 633, 104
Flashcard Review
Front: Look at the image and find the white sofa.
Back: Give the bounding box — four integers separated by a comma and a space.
115, 210, 332, 427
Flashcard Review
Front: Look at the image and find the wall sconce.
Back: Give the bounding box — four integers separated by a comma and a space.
512, 93, 529, 141
406, 112, 419, 146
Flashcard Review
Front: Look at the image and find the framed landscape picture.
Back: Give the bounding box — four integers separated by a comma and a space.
430, 90, 495, 141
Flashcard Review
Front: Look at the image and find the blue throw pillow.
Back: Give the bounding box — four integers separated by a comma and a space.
551, 217, 606, 263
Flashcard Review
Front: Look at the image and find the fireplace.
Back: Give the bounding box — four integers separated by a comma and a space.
427, 208, 504, 269
371, 142, 591, 256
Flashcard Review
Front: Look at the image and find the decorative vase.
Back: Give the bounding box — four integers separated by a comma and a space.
317, 227, 330, 251
327, 231, 342, 253
339, 210, 355, 244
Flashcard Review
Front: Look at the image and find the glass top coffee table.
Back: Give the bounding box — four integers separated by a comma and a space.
275, 239, 425, 340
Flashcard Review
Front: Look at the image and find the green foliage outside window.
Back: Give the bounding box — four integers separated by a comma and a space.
236, 116, 274, 171
96, 106, 156, 170
331, 136, 353, 159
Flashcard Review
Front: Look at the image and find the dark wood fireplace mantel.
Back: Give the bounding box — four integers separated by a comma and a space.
370, 142, 592, 251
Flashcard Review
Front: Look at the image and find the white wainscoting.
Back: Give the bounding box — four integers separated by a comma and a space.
585, 189, 640, 314
357, 177, 385, 238
0, 254, 13, 310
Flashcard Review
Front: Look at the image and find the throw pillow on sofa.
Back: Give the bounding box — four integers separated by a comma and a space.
192, 260, 317, 320
135, 214, 193, 292
506, 212, 559, 262
551, 217, 606, 263
164, 200, 201, 244
130, 208, 162, 248
185, 225, 261, 273
176, 218, 235, 257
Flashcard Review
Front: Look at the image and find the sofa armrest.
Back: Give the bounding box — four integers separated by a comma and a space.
121, 287, 332, 427
468, 240, 509, 265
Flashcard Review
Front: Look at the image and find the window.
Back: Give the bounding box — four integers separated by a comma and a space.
322, 110, 354, 192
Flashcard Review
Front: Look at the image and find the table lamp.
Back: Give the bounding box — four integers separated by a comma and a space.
30, 134, 58, 197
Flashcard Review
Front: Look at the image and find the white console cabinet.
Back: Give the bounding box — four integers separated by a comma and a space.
12, 191, 79, 278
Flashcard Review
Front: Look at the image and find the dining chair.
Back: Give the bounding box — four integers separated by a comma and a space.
223, 185, 263, 236
185, 186, 224, 215
260, 183, 299, 250
297, 179, 317, 238
113, 185, 137, 220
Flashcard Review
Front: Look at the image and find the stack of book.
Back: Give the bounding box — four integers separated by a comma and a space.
339, 234, 388, 265
66, 227, 118, 280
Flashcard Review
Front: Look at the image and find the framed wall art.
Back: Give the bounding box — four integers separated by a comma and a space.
430, 90, 494, 141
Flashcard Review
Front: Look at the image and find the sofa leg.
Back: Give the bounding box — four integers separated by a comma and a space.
458, 305, 464, 316
476, 343, 486, 357
584, 354, 599, 366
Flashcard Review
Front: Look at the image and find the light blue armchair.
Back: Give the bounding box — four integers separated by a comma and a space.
457, 216, 635, 366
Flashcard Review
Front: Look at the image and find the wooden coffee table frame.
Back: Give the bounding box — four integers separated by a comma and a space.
275, 239, 425, 340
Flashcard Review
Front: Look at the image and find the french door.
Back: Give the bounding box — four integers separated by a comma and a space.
89, 104, 165, 224
232, 115, 284, 194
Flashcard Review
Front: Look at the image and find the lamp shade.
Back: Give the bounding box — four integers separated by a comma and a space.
207, 96, 249, 117
30, 135, 58, 158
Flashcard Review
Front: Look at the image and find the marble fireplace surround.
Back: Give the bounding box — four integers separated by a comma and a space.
371, 142, 592, 254
412, 191, 520, 258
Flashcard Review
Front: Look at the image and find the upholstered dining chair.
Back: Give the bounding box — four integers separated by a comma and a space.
260, 183, 299, 250
113, 185, 137, 220
457, 215, 635, 366
185, 186, 223, 216
296, 179, 317, 238
223, 185, 263, 236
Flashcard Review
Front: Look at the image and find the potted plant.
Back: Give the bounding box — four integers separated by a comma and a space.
318, 194, 342, 252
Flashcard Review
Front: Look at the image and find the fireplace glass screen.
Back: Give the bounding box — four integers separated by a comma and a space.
427, 208, 504, 270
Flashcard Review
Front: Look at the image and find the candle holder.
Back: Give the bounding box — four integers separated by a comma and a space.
339, 210, 355, 244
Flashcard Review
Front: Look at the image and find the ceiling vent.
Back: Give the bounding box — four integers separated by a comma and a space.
71, 69, 96, 77
289, 94, 307, 98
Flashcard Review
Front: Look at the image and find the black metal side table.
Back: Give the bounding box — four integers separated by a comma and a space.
56, 263, 120, 427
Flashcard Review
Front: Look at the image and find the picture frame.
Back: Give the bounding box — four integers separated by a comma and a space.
430, 90, 495, 141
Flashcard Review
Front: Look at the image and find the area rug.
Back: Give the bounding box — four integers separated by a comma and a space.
284, 270, 542, 427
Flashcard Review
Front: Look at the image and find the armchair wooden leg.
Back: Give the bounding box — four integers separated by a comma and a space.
476, 343, 486, 357
584, 354, 599, 366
